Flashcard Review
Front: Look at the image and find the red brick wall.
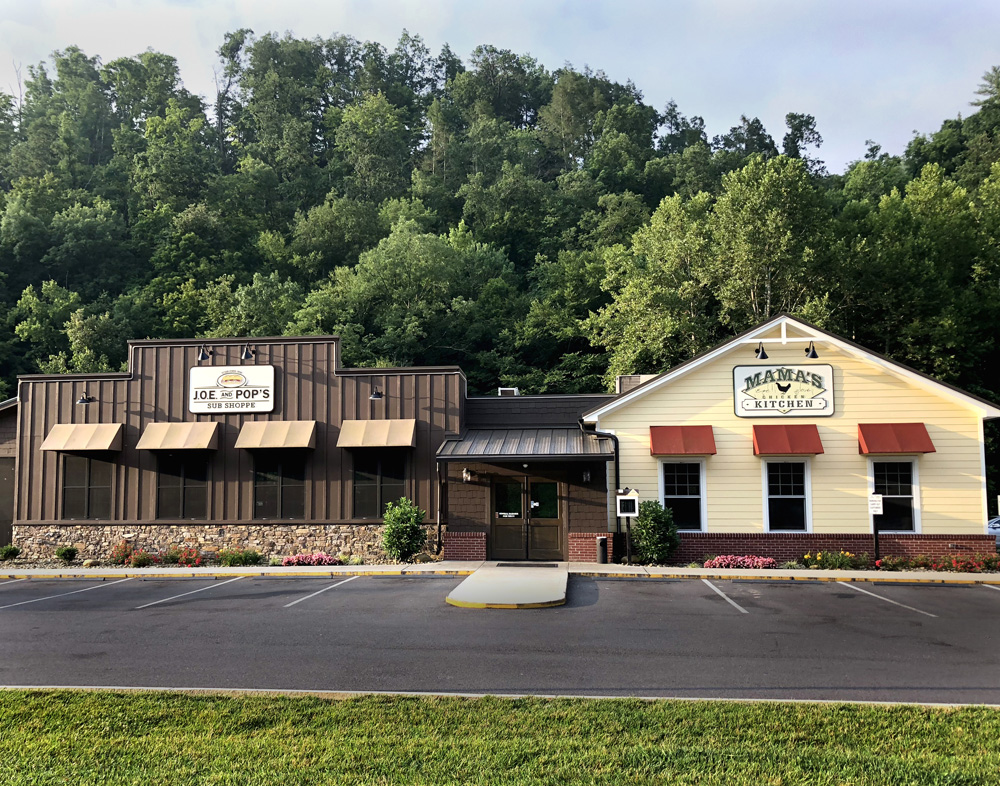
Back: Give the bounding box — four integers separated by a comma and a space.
568, 532, 614, 563
443, 531, 486, 560
673, 533, 997, 564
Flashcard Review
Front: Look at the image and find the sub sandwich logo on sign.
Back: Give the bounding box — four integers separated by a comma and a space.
732, 364, 834, 418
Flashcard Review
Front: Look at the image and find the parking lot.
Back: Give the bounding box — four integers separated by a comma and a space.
1, 574, 999, 703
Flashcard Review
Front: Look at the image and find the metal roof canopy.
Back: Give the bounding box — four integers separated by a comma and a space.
235, 420, 317, 449
336, 419, 417, 448
137, 422, 220, 450
41, 423, 124, 452
437, 428, 614, 461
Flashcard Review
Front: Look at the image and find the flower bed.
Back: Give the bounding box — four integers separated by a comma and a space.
703, 555, 777, 569
282, 552, 343, 566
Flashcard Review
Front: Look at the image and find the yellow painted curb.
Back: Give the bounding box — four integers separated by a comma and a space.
445, 597, 566, 609
575, 572, 999, 585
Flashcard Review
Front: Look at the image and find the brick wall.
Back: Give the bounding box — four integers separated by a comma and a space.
673, 533, 998, 564
443, 531, 486, 560
568, 532, 614, 563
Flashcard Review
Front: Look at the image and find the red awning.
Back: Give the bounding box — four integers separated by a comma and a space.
650, 425, 717, 455
752, 424, 824, 455
858, 423, 935, 454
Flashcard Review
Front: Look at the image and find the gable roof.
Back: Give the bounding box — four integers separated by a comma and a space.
583, 314, 1000, 422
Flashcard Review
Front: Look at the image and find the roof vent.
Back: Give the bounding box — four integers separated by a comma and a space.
497, 387, 520, 397
616, 374, 658, 394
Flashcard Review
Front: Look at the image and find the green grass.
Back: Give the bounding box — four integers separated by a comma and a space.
1, 690, 998, 784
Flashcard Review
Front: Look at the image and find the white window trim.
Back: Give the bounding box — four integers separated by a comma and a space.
761, 459, 813, 533
657, 457, 707, 532
867, 456, 921, 534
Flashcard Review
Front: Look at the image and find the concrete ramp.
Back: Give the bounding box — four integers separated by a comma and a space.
446, 563, 568, 608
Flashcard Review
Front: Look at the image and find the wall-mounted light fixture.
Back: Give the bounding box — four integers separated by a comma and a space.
197, 344, 213, 362
241, 343, 256, 361
582, 470, 591, 484
369, 387, 383, 401
754, 342, 769, 360
462, 468, 476, 483
76, 391, 96, 405
804, 341, 819, 359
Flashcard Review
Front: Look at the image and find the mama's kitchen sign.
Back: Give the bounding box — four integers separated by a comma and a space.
733, 364, 834, 418
189, 366, 275, 413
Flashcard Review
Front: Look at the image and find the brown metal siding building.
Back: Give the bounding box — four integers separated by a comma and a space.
12, 336, 464, 556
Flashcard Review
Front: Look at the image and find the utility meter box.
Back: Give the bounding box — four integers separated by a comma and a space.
616, 488, 640, 518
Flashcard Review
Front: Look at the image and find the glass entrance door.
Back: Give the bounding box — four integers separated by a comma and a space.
490, 478, 563, 560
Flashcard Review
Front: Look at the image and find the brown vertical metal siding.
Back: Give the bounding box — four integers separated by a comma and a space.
15, 337, 463, 526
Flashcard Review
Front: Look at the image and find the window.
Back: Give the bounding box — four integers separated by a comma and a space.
765, 461, 808, 531
659, 461, 703, 530
254, 453, 306, 519
872, 461, 916, 532
63, 455, 113, 519
353, 451, 406, 519
157, 453, 208, 519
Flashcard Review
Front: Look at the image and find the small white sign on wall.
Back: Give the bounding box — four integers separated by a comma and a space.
733, 364, 835, 418
189, 365, 275, 413
868, 494, 884, 516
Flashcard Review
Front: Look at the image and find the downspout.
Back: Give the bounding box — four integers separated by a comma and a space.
579, 417, 622, 549
436, 460, 445, 554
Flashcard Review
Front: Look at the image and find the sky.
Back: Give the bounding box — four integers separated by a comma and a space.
0, 0, 998, 174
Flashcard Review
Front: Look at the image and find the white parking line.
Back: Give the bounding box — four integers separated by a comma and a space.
284, 575, 360, 607
0, 578, 134, 610
0, 578, 28, 587
702, 579, 749, 614
136, 577, 244, 609
836, 581, 938, 617
983, 584, 1000, 593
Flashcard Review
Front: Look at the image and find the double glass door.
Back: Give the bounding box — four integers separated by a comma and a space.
491, 478, 562, 560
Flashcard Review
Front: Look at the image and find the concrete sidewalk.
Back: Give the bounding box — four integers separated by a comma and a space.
2, 560, 998, 586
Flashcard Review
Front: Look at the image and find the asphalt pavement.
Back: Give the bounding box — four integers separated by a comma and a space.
1, 571, 998, 704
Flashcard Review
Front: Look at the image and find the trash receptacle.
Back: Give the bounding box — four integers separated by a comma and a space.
597, 536, 608, 564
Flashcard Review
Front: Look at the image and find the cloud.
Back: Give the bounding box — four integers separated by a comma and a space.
0, 0, 997, 172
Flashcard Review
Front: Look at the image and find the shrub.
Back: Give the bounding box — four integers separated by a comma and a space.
874, 555, 910, 571
55, 546, 78, 563
161, 548, 182, 565
0, 544, 20, 561
177, 548, 202, 567
703, 555, 778, 569
779, 560, 803, 570
282, 552, 343, 566
163, 547, 202, 566
631, 501, 680, 564
381, 497, 427, 562
218, 549, 263, 567
129, 550, 158, 568
109, 541, 133, 565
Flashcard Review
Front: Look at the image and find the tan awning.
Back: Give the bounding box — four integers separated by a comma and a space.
137, 422, 219, 451
41, 423, 123, 452
337, 419, 417, 448
235, 420, 317, 449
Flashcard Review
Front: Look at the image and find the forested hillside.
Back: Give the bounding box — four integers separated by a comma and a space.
1, 30, 999, 406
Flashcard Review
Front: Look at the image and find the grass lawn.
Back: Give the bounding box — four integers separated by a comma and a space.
1, 690, 998, 785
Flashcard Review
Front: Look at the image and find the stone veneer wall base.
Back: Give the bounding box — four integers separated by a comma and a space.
13, 523, 440, 562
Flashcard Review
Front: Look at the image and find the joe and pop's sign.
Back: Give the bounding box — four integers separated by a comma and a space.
189, 366, 275, 413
